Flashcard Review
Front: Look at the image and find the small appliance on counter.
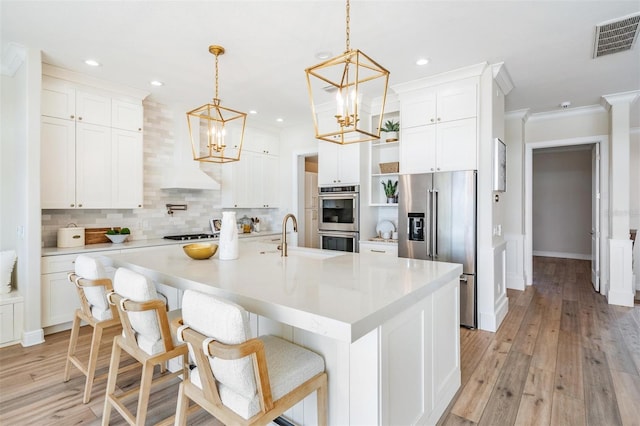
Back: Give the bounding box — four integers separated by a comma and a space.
57, 224, 85, 248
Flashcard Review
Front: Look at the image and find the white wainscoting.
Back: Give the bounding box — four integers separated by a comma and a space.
504, 234, 525, 290
608, 238, 634, 307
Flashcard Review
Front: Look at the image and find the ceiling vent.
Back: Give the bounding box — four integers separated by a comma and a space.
593, 12, 640, 58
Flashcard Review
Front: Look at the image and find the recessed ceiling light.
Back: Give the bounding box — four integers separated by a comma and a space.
150, 80, 164, 86
276, 118, 284, 123
84, 59, 100, 67
416, 58, 430, 66
249, 110, 258, 115
315, 51, 332, 60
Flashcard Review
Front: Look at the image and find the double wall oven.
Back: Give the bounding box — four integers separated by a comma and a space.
318, 185, 359, 253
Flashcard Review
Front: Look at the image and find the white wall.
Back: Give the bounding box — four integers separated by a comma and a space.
632, 130, 640, 290
532, 148, 592, 259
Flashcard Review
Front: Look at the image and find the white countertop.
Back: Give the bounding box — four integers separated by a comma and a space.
106, 242, 462, 343
41, 231, 281, 256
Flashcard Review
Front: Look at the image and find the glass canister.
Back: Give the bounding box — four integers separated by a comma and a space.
219, 211, 239, 260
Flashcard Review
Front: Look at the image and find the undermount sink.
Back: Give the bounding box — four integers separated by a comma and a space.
256, 245, 343, 259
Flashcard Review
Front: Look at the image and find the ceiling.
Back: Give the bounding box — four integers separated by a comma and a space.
2, 1, 639, 129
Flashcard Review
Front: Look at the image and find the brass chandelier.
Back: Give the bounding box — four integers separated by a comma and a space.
187, 45, 247, 163
305, 0, 390, 145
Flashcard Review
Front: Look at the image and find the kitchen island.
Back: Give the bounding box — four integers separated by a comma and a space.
106, 242, 462, 425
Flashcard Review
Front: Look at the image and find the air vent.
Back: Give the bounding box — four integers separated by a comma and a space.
593, 12, 640, 58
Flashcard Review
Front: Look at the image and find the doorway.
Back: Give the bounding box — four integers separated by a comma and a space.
293, 151, 319, 248
525, 136, 609, 294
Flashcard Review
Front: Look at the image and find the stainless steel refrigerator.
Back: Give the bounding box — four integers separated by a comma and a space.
398, 171, 477, 328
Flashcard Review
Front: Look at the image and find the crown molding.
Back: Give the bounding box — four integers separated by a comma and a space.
527, 104, 607, 122
1, 42, 26, 77
601, 90, 640, 109
505, 109, 530, 122
42, 63, 150, 101
392, 62, 488, 94
491, 62, 514, 96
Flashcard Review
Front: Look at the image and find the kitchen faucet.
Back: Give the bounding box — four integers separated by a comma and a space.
280, 214, 298, 257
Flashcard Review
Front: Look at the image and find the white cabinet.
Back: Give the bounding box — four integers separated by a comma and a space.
40, 77, 144, 209
318, 141, 360, 185
359, 241, 398, 256
400, 118, 476, 174
0, 291, 24, 346
242, 128, 280, 156
222, 151, 279, 208
41, 252, 117, 328
400, 80, 478, 174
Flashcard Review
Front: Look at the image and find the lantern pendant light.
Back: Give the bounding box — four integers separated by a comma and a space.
305, 0, 390, 145
187, 45, 247, 163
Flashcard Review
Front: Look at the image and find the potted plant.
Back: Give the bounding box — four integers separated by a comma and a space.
105, 227, 131, 244
381, 119, 399, 142
381, 179, 398, 203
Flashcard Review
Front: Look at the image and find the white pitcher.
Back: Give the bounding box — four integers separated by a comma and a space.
218, 211, 239, 260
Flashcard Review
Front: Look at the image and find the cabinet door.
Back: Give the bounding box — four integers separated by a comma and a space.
41, 271, 81, 327
401, 92, 437, 128
76, 123, 112, 208
111, 129, 143, 208
400, 126, 436, 174
112, 99, 143, 132
318, 141, 339, 185
261, 154, 279, 208
435, 118, 477, 172
336, 143, 360, 185
436, 82, 477, 123
42, 85, 75, 120
76, 91, 111, 127
41, 117, 77, 208
0, 304, 14, 344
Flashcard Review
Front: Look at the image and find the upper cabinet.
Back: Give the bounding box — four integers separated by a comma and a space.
399, 78, 478, 174
318, 141, 361, 186
40, 72, 147, 209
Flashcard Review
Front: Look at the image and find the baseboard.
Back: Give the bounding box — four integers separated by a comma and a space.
507, 274, 525, 291
21, 328, 44, 347
478, 293, 509, 333
607, 289, 634, 307
532, 250, 591, 260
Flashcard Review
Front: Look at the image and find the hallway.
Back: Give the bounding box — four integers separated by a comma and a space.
440, 257, 640, 426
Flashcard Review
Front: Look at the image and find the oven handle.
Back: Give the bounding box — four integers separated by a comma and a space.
317, 230, 359, 238
318, 193, 358, 201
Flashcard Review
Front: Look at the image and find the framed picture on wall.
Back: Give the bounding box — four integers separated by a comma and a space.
494, 138, 506, 192
210, 218, 222, 235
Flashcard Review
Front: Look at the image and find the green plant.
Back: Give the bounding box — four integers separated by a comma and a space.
381, 119, 399, 132
381, 179, 398, 197
106, 227, 130, 235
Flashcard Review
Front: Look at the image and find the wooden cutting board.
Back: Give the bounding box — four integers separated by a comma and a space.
85, 227, 120, 244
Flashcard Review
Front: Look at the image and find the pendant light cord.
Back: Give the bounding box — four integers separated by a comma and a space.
214, 52, 220, 102
345, 0, 350, 52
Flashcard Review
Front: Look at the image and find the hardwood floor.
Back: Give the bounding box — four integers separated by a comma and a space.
440, 257, 640, 426
1, 257, 638, 425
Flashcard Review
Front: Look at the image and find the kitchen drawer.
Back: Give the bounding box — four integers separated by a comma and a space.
359, 242, 398, 257
41, 250, 120, 273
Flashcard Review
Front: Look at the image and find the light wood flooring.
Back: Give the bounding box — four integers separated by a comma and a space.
1, 257, 638, 425
439, 257, 640, 426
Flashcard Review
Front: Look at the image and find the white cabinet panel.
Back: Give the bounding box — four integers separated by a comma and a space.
112, 129, 143, 208
41, 116, 76, 208
42, 84, 75, 120
435, 118, 477, 172
222, 151, 278, 208
111, 99, 143, 132
318, 141, 360, 185
400, 125, 436, 174
76, 91, 111, 126
358, 242, 398, 256
76, 123, 112, 208
0, 304, 14, 344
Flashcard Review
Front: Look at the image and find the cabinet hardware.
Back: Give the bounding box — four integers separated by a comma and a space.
78, 117, 83, 120
371, 249, 386, 253
78, 204, 82, 207
70, 115, 75, 119
70, 204, 74, 207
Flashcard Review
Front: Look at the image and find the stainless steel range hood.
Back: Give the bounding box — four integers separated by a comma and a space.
160, 104, 221, 190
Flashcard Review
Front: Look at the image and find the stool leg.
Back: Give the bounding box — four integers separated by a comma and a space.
135, 360, 155, 426
82, 323, 104, 403
64, 312, 82, 382
175, 381, 189, 426
102, 338, 122, 426
317, 375, 328, 426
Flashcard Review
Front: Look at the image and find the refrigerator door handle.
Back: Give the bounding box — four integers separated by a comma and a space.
433, 189, 439, 259
427, 189, 433, 258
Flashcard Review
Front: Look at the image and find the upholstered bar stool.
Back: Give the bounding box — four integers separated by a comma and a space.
174, 289, 328, 426
102, 267, 189, 426
65, 255, 122, 404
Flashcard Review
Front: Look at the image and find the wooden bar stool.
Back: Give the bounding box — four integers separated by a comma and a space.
173, 289, 328, 425
102, 267, 189, 426
64, 255, 122, 404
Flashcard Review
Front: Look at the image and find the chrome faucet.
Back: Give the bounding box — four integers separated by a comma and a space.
280, 213, 298, 257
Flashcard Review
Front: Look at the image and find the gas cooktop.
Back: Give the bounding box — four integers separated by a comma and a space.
163, 233, 217, 241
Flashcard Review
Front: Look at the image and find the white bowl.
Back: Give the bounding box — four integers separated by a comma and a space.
105, 234, 129, 244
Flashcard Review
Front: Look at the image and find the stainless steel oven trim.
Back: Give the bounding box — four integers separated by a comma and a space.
318, 230, 359, 253
318, 192, 359, 232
